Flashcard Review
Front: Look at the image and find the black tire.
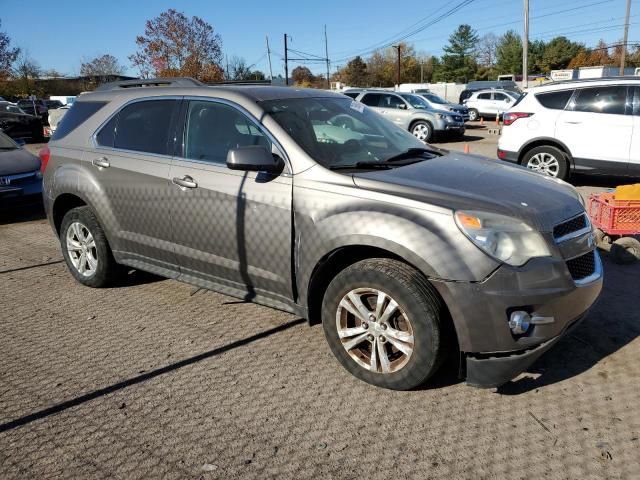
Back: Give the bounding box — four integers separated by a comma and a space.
60, 206, 121, 287
322, 258, 445, 390
410, 120, 433, 143
468, 108, 479, 121
611, 237, 640, 264
521, 145, 569, 180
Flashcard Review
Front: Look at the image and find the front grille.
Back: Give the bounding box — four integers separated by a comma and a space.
453, 115, 463, 122
566, 251, 596, 281
553, 214, 588, 240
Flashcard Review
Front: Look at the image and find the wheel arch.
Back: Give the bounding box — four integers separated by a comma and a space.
52, 193, 88, 234
518, 137, 574, 168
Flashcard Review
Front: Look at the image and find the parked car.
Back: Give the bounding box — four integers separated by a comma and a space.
458, 80, 521, 104
48, 104, 71, 134
0, 101, 44, 141
463, 89, 521, 121
42, 78, 601, 390
45, 99, 64, 110
16, 99, 49, 124
414, 92, 470, 121
345, 89, 465, 141
0, 130, 42, 205
498, 77, 640, 180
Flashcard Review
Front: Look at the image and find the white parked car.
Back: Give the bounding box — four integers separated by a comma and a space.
497, 78, 640, 180
463, 89, 521, 121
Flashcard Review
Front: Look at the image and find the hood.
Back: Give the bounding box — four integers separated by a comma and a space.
352, 152, 584, 232
0, 147, 41, 176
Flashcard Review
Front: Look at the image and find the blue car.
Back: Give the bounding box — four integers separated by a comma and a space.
0, 131, 43, 206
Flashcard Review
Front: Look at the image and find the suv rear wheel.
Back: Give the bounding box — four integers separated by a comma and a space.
521, 145, 568, 180
60, 206, 120, 287
468, 108, 479, 121
322, 258, 444, 390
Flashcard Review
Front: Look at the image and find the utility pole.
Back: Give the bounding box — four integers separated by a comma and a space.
523, 0, 529, 89
266, 36, 273, 81
620, 0, 632, 75
392, 44, 401, 87
284, 34, 289, 85
324, 25, 330, 89
420, 61, 424, 83
225, 54, 230, 80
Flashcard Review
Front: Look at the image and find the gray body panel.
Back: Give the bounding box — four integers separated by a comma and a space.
43, 83, 602, 387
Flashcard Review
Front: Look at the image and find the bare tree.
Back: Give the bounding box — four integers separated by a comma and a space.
476, 33, 499, 68
0, 20, 20, 80
80, 54, 125, 78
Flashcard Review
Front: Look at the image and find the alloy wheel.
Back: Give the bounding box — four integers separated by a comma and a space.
412, 124, 431, 142
66, 221, 98, 277
526, 152, 560, 177
335, 288, 414, 374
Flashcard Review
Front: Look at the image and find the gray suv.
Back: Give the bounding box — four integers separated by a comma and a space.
41, 78, 602, 390
344, 89, 465, 142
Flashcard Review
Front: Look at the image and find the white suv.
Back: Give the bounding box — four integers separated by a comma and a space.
498, 78, 640, 180
463, 89, 520, 121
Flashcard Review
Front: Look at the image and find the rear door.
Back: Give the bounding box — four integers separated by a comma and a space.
475, 92, 493, 114
92, 98, 181, 275
492, 92, 513, 116
555, 85, 631, 173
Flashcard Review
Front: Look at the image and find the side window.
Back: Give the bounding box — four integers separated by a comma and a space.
183, 101, 270, 164
360, 93, 382, 107
536, 90, 574, 110
477, 93, 491, 100
96, 114, 118, 147
380, 94, 405, 109
571, 86, 627, 115
114, 100, 177, 155
493, 93, 508, 101
51, 101, 107, 140
633, 87, 640, 116
343, 92, 359, 99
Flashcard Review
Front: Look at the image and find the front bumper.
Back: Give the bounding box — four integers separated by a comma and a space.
432, 250, 603, 388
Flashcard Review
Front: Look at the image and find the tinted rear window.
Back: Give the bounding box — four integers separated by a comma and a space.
343, 92, 359, 99
51, 101, 107, 140
113, 100, 178, 155
536, 90, 574, 110
360, 93, 383, 106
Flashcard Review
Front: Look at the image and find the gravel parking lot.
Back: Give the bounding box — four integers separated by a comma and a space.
1, 130, 639, 479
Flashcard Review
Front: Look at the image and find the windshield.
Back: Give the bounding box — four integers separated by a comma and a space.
424, 93, 448, 105
0, 131, 18, 149
260, 97, 429, 169
399, 94, 430, 109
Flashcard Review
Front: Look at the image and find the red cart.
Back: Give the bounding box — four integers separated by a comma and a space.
588, 192, 640, 264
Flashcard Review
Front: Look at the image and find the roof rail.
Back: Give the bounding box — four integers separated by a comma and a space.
94, 77, 204, 91
547, 76, 640, 86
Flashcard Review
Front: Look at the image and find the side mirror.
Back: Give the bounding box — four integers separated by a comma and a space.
15, 138, 26, 147
226, 145, 284, 174
397, 103, 407, 110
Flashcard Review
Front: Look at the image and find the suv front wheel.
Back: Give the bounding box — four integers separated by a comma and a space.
322, 258, 445, 390
411, 121, 433, 143
60, 206, 120, 288
521, 145, 568, 180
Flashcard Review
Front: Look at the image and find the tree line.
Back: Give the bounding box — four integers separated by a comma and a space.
3, 13, 640, 98
336, 24, 640, 87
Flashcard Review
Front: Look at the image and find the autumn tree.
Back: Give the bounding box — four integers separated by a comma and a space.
291, 66, 315, 86
81, 54, 125, 78
540, 36, 584, 72
129, 9, 224, 82
0, 20, 20, 80
343, 56, 367, 86
476, 33, 499, 68
11, 50, 40, 95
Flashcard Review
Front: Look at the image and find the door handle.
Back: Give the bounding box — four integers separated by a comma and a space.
92, 157, 110, 168
172, 175, 198, 189
563, 121, 582, 125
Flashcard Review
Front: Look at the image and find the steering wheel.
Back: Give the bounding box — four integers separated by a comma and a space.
330, 114, 356, 130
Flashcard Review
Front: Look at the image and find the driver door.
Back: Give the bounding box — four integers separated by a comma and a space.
169, 99, 294, 302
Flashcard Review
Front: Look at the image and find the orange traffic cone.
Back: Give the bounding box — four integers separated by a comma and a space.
495, 114, 500, 126
464, 144, 470, 154
480, 117, 484, 126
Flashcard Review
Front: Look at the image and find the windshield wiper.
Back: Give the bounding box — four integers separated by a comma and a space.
330, 161, 392, 170
382, 147, 440, 163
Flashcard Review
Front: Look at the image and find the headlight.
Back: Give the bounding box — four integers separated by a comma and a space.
455, 211, 551, 266
437, 113, 453, 122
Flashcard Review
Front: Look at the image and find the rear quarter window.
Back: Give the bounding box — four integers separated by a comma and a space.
535, 90, 574, 110
51, 101, 107, 140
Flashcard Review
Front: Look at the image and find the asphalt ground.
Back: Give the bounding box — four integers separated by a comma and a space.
0, 130, 638, 479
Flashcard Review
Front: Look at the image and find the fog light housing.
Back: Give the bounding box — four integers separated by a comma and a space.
509, 311, 531, 335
